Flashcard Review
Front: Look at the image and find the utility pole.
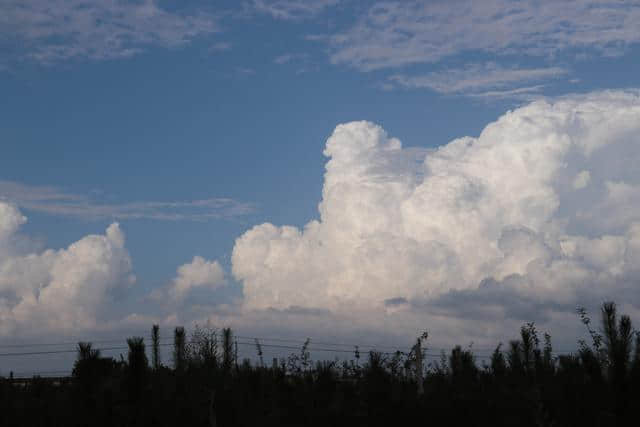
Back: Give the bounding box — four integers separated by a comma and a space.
234, 339, 238, 369
413, 338, 424, 395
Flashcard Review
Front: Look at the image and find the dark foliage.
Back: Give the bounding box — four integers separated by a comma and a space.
2, 301, 640, 426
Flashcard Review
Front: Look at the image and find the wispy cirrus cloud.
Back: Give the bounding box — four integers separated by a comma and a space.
208, 41, 233, 53
0, 0, 219, 64
329, 0, 640, 71
274, 53, 308, 64
251, 0, 340, 21
389, 63, 568, 99
466, 85, 548, 101
0, 180, 253, 221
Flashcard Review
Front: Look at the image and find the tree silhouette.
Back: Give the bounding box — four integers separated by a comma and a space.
3, 300, 640, 427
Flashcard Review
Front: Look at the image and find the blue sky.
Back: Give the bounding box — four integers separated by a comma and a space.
1, 1, 519, 284
3, 0, 640, 372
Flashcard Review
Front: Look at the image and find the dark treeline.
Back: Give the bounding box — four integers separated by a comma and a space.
2, 302, 640, 426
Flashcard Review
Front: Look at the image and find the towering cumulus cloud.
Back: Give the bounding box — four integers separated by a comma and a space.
0, 202, 135, 335
232, 90, 640, 320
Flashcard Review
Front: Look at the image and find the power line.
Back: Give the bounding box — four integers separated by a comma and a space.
223, 341, 505, 359
0, 339, 128, 349
0, 332, 579, 361
8, 370, 72, 379
0, 335, 162, 350
236, 335, 403, 351
0, 341, 432, 359
0, 334, 581, 355
0, 339, 575, 379
0, 343, 174, 358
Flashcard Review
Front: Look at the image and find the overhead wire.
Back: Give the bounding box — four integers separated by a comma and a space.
0, 332, 580, 362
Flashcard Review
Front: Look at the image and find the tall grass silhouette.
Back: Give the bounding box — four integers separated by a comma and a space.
2, 301, 640, 426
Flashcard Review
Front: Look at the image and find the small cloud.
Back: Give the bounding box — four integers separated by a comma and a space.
274, 53, 310, 69
573, 170, 591, 190
252, 0, 339, 21
167, 256, 226, 303
274, 54, 294, 64
377, 81, 395, 91
208, 42, 233, 53
468, 85, 547, 102
148, 256, 228, 310
305, 34, 328, 42
276, 53, 312, 65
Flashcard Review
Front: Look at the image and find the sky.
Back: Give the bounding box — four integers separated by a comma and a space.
2, 0, 640, 374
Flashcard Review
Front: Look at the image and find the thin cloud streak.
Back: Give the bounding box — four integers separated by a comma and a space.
467, 85, 548, 101
252, 0, 340, 21
389, 64, 568, 98
0, 180, 253, 221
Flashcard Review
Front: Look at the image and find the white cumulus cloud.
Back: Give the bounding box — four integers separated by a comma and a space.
0, 203, 26, 241
0, 202, 135, 336
232, 90, 640, 330
167, 256, 225, 302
